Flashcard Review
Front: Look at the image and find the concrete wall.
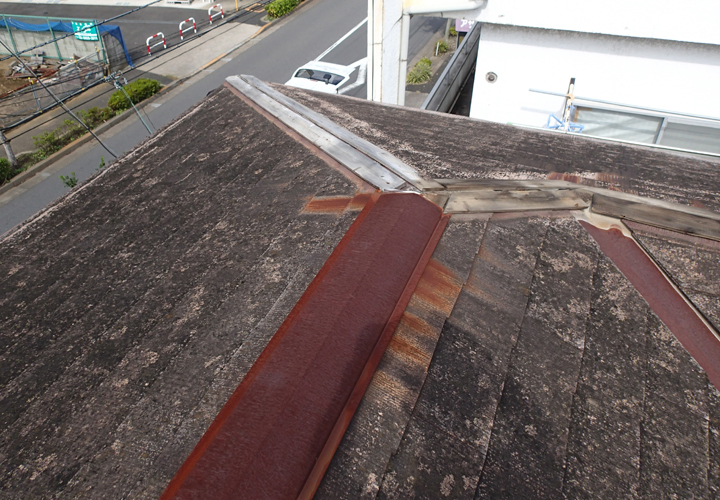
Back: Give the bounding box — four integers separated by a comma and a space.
469, 24, 720, 127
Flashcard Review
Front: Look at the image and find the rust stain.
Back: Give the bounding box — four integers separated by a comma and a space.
413, 259, 462, 315
347, 192, 375, 212
388, 333, 431, 365
692, 200, 708, 209
398, 310, 436, 339
303, 196, 352, 214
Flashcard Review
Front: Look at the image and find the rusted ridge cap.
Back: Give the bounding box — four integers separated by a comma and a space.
226, 76, 408, 192
240, 75, 442, 192
161, 193, 447, 500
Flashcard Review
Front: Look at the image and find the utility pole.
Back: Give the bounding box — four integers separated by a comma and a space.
0, 130, 18, 168
445, 19, 452, 41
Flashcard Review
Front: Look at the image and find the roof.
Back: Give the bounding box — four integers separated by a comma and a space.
1, 74, 719, 499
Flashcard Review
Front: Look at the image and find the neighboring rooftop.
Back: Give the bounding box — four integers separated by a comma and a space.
1, 75, 719, 499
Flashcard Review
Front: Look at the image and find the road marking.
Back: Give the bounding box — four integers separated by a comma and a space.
339, 58, 367, 95
314, 17, 368, 62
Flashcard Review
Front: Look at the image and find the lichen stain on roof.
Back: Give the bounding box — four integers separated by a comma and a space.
2, 78, 720, 500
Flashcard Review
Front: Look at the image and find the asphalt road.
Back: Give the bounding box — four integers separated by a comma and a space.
0, 0, 446, 235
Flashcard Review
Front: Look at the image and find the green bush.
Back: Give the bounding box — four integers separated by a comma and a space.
406, 57, 432, 84
265, 0, 299, 18
78, 106, 115, 129
0, 157, 12, 184
108, 78, 161, 112
449, 26, 457, 37
436, 39, 449, 54
33, 130, 64, 159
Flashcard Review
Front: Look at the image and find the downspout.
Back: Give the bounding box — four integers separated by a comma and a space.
397, 12, 410, 105
367, 0, 374, 100
403, 1, 484, 16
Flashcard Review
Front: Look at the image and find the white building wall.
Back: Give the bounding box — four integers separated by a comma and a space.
469, 24, 720, 127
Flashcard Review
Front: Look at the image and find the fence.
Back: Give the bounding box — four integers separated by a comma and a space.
0, 51, 105, 129
0, 15, 133, 129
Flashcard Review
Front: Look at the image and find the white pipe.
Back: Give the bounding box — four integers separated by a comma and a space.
398, 12, 410, 105
404, 0, 484, 16
367, 0, 374, 100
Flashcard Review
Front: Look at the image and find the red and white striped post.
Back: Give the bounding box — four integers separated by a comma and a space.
179, 18, 197, 41
208, 4, 224, 24
146, 32, 166, 55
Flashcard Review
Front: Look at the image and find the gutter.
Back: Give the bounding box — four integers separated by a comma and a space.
404, 0, 484, 16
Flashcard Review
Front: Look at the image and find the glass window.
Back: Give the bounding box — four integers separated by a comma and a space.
575, 107, 663, 144
293, 69, 345, 85
658, 122, 720, 154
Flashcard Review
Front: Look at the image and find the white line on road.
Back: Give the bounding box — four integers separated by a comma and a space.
314, 17, 368, 62
339, 57, 367, 95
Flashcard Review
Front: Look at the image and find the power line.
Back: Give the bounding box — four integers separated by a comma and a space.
0, 38, 118, 158
0, 0, 163, 62
3, 5, 267, 139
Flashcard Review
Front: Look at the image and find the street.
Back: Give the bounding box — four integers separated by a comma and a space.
0, 0, 446, 235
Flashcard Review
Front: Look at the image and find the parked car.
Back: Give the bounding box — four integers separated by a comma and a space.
285, 61, 354, 94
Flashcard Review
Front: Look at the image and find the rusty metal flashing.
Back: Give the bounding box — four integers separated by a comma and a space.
576, 211, 720, 390
161, 193, 447, 500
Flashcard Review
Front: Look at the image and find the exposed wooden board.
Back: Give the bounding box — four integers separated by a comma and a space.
592, 194, 720, 241
243, 75, 442, 191
445, 189, 590, 213
226, 76, 407, 192
433, 178, 580, 191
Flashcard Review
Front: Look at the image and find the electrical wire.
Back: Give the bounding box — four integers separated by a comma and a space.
0, 38, 118, 158
2, 4, 268, 139
0, 0, 163, 62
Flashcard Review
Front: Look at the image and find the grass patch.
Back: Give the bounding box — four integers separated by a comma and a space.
406, 57, 432, 85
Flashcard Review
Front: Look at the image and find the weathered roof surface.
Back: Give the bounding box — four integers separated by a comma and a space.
0, 86, 368, 498
274, 85, 720, 212
317, 212, 720, 499
1, 78, 719, 500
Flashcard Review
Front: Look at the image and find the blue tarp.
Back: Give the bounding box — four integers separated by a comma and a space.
0, 18, 133, 67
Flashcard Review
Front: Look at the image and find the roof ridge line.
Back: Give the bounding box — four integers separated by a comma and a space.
239, 75, 442, 192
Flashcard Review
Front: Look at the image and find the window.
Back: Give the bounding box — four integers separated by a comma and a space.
574, 106, 720, 154
293, 69, 345, 85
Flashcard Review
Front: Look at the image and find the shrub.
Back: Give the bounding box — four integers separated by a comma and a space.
108, 78, 161, 112
265, 0, 299, 18
449, 26, 457, 37
406, 57, 432, 84
0, 157, 12, 184
79, 106, 115, 129
436, 39, 449, 54
33, 130, 64, 159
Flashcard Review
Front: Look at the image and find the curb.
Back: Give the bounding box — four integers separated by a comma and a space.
0, 11, 283, 198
